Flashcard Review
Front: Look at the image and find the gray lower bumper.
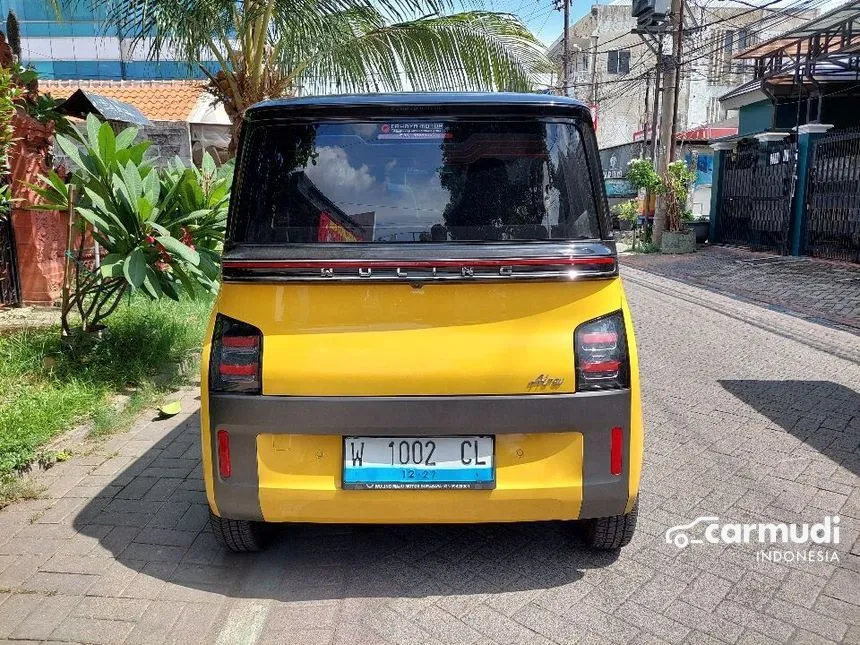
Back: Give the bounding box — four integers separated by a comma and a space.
208, 390, 633, 521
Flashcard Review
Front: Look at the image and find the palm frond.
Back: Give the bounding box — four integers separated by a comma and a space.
91, 0, 552, 127
297, 11, 551, 95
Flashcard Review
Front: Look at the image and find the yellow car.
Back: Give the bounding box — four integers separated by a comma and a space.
202, 93, 643, 552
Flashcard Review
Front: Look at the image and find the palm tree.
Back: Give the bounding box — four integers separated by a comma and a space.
93, 0, 550, 151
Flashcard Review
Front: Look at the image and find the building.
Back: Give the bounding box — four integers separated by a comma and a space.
548, 2, 647, 148
44, 80, 232, 165
546, 1, 817, 149
708, 1, 860, 263
0, 1, 214, 80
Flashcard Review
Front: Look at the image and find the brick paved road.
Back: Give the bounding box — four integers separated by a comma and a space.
621, 246, 860, 334
1, 268, 859, 645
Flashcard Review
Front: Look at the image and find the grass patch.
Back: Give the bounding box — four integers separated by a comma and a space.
0, 295, 213, 480
0, 476, 43, 509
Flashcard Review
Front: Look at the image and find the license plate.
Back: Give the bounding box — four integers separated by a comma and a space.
342, 436, 494, 489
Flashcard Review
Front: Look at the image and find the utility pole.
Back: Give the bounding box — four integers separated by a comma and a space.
590, 31, 599, 106
652, 0, 683, 247
649, 39, 662, 165
642, 71, 650, 158
555, 0, 570, 95
670, 0, 685, 149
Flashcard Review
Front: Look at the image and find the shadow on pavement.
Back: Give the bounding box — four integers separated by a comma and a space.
73, 409, 617, 602
719, 379, 860, 476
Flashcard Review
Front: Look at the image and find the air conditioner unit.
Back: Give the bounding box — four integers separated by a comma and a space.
631, 0, 654, 18
632, 0, 669, 26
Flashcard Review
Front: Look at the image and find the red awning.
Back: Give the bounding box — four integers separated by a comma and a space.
676, 126, 737, 142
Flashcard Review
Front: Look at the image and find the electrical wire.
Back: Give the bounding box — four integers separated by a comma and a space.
582, 0, 829, 96
583, 0, 823, 61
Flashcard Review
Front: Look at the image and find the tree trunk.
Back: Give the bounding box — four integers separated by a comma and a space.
227, 112, 244, 157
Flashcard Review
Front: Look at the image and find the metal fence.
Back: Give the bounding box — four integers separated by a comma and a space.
716, 137, 797, 255
0, 211, 19, 306
805, 128, 860, 263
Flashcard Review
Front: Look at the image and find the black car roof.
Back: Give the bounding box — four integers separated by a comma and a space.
244, 92, 591, 121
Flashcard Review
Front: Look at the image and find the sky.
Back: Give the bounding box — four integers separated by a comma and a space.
481, 0, 849, 47
483, 0, 593, 47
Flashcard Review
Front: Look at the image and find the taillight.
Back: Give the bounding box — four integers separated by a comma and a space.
209, 315, 262, 394
575, 312, 630, 391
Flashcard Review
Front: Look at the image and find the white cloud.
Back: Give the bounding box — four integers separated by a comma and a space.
305, 146, 375, 196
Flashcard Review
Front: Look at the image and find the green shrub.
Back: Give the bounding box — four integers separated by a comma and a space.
29, 115, 228, 336
0, 295, 212, 477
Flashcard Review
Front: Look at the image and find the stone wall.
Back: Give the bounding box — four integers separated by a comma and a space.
55, 119, 193, 170
136, 120, 192, 166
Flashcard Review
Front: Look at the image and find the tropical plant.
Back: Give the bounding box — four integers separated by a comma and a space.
93, 0, 551, 151
6, 10, 21, 61
664, 160, 697, 232
625, 158, 695, 233
159, 153, 233, 276
626, 158, 662, 194
0, 66, 19, 176
612, 199, 639, 226
29, 115, 225, 338
23, 93, 74, 136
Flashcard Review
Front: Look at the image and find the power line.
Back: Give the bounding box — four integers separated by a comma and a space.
584, 0, 828, 95
679, 0, 828, 67
588, 0, 821, 59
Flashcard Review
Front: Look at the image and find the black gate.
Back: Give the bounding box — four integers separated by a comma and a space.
0, 209, 19, 306
805, 128, 860, 263
716, 137, 797, 254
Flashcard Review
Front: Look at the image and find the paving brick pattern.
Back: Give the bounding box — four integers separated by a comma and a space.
1, 267, 859, 644
621, 246, 860, 334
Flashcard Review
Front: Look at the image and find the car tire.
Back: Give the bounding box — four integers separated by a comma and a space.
583, 499, 639, 550
209, 511, 269, 553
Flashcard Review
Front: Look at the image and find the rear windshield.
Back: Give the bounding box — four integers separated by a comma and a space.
232, 119, 601, 244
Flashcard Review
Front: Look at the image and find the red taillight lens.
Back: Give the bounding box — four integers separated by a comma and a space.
610, 426, 623, 475
209, 315, 262, 394
575, 312, 630, 391
217, 430, 231, 478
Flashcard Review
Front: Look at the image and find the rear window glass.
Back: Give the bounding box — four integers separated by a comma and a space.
232, 119, 601, 244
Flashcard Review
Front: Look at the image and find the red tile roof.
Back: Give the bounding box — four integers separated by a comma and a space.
40, 80, 207, 122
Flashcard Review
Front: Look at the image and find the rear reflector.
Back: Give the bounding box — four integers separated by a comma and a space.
610, 427, 623, 476
217, 430, 231, 479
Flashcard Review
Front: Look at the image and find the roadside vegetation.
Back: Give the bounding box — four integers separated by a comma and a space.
0, 295, 212, 506
0, 0, 554, 506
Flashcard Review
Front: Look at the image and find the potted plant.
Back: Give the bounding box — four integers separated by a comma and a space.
625, 158, 698, 253
659, 160, 698, 254
612, 199, 638, 232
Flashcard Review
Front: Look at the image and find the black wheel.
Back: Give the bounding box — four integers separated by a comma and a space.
209, 510, 269, 552
583, 499, 639, 550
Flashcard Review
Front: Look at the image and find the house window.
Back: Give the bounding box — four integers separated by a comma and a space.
737, 28, 748, 50
620, 50, 630, 74
607, 50, 630, 74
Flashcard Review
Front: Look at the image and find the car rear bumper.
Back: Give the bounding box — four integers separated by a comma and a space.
205, 390, 638, 523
